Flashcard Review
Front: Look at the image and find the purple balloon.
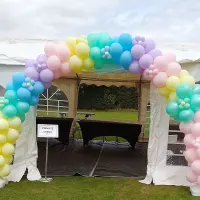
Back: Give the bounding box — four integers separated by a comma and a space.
25, 59, 37, 68
43, 81, 52, 89
148, 48, 162, 60
139, 54, 153, 69
25, 67, 39, 80
144, 39, 156, 53
131, 44, 145, 60
39, 69, 54, 83
129, 60, 143, 74
36, 54, 47, 64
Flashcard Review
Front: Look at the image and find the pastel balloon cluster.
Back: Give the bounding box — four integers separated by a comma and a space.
179, 117, 200, 184
0, 71, 46, 177
66, 35, 94, 72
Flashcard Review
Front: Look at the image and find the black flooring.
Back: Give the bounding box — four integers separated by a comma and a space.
37, 140, 147, 178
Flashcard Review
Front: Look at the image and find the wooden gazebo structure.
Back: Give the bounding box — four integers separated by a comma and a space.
53, 71, 150, 140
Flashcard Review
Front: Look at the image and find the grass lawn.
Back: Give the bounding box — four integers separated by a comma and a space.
1, 177, 193, 200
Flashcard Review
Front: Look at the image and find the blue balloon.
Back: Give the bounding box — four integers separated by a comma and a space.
190, 94, 200, 111
179, 109, 194, 122
2, 105, 17, 118
17, 88, 31, 102
166, 101, 179, 116
16, 101, 30, 114
4, 90, 18, 104
12, 72, 25, 88
120, 51, 133, 70
29, 96, 39, 106
32, 81, 44, 96
6, 81, 14, 91
118, 33, 133, 51
109, 43, 123, 61
17, 113, 25, 122
176, 83, 193, 99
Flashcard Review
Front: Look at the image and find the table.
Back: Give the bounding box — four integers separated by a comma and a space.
78, 119, 142, 149
36, 117, 73, 145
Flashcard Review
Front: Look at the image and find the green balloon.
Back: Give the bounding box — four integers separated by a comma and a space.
179, 109, 194, 122
193, 84, 200, 95
166, 101, 179, 116
4, 90, 17, 104
87, 33, 99, 48
16, 101, 30, 114
2, 105, 17, 118
90, 47, 101, 61
176, 83, 193, 99
97, 32, 112, 48
190, 94, 200, 111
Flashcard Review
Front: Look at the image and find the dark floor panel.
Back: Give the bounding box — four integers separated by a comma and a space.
37, 141, 101, 176
93, 143, 147, 177
37, 141, 147, 178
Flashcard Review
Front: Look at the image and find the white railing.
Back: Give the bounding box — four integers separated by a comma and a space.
37, 99, 69, 117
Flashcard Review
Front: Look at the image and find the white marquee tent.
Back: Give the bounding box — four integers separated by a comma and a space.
0, 39, 200, 189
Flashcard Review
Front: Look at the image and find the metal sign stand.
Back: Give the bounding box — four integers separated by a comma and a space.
40, 137, 53, 182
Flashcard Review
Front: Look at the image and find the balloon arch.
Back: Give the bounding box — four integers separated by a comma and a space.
0, 33, 199, 184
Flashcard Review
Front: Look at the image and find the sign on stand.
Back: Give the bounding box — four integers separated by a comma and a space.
37, 124, 59, 183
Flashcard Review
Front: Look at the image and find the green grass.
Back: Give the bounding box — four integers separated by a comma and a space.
1, 177, 193, 200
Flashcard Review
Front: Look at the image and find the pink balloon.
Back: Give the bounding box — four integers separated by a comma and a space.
153, 56, 168, 72
152, 69, 159, 75
162, 51, 176, 63
186, 170, 198, 183
166, 62, 181, 76
194, 111, 200, 122
24, 67, 39, 81
53, 69, 61, 80
191, 123, 200, 137
179, 121, 194, 134
47, 56, 61, 71
152, 72, 168, 88
60, 62, 71, 75
143, 69, 152, 80
191, 160, 200, 175
184, 148, 197, 163
56, 44, 70, 62
44, 42, 57, 57
196, 148, 200, 157
184, 134, 195, 148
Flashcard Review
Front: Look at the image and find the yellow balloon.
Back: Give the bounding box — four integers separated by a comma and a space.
8, 116, 22, 130
69, 55, 83, 73
166, 76, 180, 91
1, 143, 15, 156
168, 92, 178, 101
179, 70, 189, 78
0, 134, 6, 145
0, 119, 9, 132
158, 86, 169, 97
6, 129, 19, 144
76, 43, 90, 59
0, 164, 10, 177
83, 58, 94, 71
4, 156, 13, 165
180, 75, 195, 87
17, 126, 22, 134
66, 37, 77, 55
0, 155, 5, 167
